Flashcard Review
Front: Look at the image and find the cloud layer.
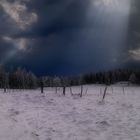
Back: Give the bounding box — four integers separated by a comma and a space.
0, 0, 140, 75
0, 0, 37, 30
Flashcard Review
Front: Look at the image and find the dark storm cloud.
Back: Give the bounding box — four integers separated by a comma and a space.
125, 0, 140, 66
128, 0, 140, 46
0, 0, 140, 75
0, 6, 16, 36
14, 0, 91, 38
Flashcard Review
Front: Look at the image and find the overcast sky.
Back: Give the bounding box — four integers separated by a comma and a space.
0, 0, 140, 75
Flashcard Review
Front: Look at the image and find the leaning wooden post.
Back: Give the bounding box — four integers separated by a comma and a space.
102, 86, 108, 102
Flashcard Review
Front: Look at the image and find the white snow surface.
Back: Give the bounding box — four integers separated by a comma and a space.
0, 85, 140, 140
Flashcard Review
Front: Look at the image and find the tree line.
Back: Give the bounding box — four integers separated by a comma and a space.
82, 69, 138, 85
0, 66, 38, 90
0, 65, 139, 91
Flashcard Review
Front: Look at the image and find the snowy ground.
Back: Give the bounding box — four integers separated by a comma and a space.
0, 85, 140, 140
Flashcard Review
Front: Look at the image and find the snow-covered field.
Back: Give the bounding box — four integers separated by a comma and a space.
0, 85, 140, 140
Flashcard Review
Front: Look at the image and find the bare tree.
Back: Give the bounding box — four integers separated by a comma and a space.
0, 66, 9, 93
129, 73, 137, 84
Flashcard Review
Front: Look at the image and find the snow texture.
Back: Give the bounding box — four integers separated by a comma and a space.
0, 85, 140, 140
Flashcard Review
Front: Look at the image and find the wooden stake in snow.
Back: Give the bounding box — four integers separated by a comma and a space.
70, 86, 86, 97
123, 86, 125, 95
40, 78, 44, 93
80, 85, 83, 97
85, 88, 88, 95
55, 87, 58, 94
63, 86, 66, 96
4, 86, 6, 93
111, 86, 113, 94
102, 86, 108, 101
70, 87, 73, 96
100, 87, 102, 95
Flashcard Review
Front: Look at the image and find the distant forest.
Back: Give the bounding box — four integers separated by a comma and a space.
0, 65, 139, 90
